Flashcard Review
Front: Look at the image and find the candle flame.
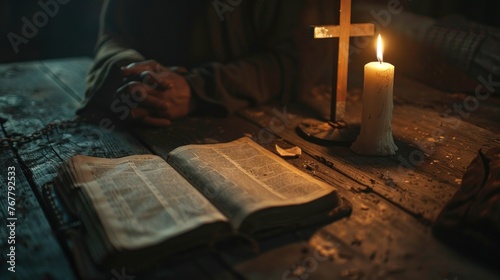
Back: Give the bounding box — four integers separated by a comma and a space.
377, 34, 383, 63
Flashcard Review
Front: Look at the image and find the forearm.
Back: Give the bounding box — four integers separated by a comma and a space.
78, 0, 144, 116
186, 49, 296, 117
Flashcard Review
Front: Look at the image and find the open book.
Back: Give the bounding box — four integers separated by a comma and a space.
54, 137, 350, 271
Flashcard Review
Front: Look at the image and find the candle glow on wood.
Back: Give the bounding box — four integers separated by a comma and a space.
351, 34, 398, 156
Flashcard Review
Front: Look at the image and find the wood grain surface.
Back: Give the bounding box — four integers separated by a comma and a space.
0, 57, 499, 279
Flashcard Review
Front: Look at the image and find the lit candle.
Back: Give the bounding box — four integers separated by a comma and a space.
351, 34, 398, 156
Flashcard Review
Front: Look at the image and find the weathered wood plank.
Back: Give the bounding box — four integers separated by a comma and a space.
0, 61, 79, 133
392, 75, 500, 132
0, 61, 85, 279
310, 155, 498, 279
239, 85, 499, 223
0, 135, 76, 279
40, 57, 92, 103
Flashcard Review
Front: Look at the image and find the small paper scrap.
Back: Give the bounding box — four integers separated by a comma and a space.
276, 144, 302, 157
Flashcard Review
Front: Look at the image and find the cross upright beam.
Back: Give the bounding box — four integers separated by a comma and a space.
311, 0, 374, 123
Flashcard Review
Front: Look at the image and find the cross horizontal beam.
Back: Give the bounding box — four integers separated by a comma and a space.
311, 23, 375, 39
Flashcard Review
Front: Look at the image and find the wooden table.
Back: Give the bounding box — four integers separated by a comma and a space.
0, 57, 499, 280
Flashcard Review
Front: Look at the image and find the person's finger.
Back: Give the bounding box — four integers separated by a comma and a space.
117, 81, 169, 110
140, 70, 174, 90
150, 102, 172, 118
130, 107, 149, 120
121, 61, 156, 77
116, 81, 141, 95
121, 60, 167, 77
140, 115, 172, 127
138, 93, 170, 111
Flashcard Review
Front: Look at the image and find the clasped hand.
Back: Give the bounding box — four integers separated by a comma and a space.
117, 60, 194, 127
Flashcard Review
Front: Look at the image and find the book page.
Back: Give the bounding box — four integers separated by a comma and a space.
68, 155, 227, 250
167, 137, 334, 227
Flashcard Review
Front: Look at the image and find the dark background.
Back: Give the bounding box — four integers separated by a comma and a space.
0, 0, 499, 63
0, 0, 102, 63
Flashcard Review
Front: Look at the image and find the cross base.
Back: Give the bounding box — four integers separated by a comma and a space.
296, 119, 360, 144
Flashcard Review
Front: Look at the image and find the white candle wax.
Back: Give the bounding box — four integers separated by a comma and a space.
351, 61, 398, 155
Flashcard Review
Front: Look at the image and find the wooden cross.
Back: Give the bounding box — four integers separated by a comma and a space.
311, 0, 374, 122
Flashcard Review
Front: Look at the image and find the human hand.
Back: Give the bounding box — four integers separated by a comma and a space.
117, 60, 194, 127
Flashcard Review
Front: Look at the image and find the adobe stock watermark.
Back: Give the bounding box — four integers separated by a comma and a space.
398, 74, 499, 172
7, 0, 71, 54
212, 0, 244, 21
